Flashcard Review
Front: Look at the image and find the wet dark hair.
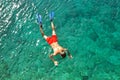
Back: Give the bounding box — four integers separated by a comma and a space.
60, 51, 66, 58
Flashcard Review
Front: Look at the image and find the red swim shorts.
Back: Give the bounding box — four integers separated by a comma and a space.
46, 35, 58, 45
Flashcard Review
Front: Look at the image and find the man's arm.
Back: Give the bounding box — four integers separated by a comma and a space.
67, 50, 73, 58
49, 53, 58, 66
64, 49, 73, 58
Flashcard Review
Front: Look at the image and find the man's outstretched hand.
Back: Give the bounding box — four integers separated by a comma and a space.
54, 61, 58, 66
69, 55, 73, 59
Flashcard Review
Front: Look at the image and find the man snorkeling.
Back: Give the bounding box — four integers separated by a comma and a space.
36, 12, 72, 66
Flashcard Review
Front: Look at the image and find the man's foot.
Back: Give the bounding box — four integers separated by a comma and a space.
49, 12, 54, 21
36, 13, 42, 24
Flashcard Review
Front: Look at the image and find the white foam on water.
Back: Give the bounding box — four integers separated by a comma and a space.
36, 39, 40, 46
29, 31, 32, 34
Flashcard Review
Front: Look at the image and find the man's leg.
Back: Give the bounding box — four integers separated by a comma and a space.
51, 21, 56, 35
36, 14, 48, 39
39, 24, 48, 39
49, 12, 56, 35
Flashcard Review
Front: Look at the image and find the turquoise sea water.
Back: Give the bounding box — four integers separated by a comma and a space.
0, 0, 120, 80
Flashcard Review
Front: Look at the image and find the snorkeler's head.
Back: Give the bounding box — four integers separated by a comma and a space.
60, 51, 66, 58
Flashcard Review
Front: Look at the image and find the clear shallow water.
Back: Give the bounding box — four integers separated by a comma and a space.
0, 0, 120, 80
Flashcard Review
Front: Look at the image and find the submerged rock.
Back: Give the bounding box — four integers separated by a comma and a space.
107, 55, 120, 65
